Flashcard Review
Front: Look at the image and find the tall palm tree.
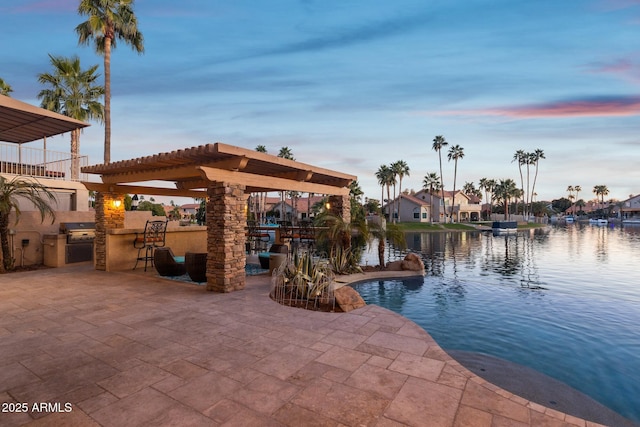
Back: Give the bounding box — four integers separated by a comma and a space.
375, 165, 390, 216
277, 147, 295, 220
423, 172, 440, 222
76, 0, 144, 164
479, 178, 496, 220
566, 185, 575, 214
391, 160, 409, 223
529, 148, 545, 215
254, 145, 267, 222
0, 176, 56, 272
432, 135, 448, 222
386, 169, 397, 222
0, 77, 13, 96
574, 185, 582, 215
512, 150, 526, 217
447, 144, 464, 222
37, 54, 104, 180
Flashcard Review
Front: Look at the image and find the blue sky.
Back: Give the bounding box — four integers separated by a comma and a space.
2, 0, 640, 204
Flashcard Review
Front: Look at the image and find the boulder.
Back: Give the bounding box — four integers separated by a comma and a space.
385, 260, 403, 271
401, 253, 425, 272
334, 286, 366, 312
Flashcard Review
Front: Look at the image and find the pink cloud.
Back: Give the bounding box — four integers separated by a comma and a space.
437, 97, 640, 118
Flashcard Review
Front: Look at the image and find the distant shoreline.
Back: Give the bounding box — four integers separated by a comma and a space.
395, 221, 547, 233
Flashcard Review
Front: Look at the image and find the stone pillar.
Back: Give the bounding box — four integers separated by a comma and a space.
328, 193, 351, 248
206, 181, 248, 292
328, 194, 351, 224
94, 192, 125, 271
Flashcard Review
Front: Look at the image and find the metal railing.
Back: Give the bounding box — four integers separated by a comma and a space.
0, 141, 88, 181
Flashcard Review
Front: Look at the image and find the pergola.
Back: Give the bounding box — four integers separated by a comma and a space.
82, 142, 356, 292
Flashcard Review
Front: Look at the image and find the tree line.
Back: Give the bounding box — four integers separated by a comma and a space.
374, 136, 549, 221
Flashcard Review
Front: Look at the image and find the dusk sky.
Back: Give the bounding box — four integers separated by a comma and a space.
2, 0, 640, 204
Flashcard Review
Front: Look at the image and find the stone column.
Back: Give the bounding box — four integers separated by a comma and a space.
94, 192, 125, 271
328, 193, 351, 248
206, 181, 248, 292
328, 194, 351, 223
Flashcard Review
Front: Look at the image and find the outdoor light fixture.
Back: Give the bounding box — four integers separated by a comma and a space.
113, 199, 122, 208
325, 202, 331, 210
131, 194, 139, 211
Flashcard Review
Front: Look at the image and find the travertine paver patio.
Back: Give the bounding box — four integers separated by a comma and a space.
0, 264, 607, 426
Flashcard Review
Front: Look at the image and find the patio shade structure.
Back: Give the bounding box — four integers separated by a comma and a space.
82, 142, 356, 292
0, 94, 89, 144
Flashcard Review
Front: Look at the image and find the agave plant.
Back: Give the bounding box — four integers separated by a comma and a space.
280, 252, 334, 303
329, 245, 363, 275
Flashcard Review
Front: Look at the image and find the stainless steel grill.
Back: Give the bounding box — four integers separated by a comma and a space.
60, 222, 96, 244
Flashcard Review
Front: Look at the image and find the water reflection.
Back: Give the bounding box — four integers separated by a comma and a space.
356, 224, 640, 422
399, 230, 547, 289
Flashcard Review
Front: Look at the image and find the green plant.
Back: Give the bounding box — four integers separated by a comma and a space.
329, 246, 363, 275
281, 252, 334, 301
0, 176, 56, 272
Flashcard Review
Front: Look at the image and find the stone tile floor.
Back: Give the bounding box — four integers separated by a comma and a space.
0, 264, 609, 426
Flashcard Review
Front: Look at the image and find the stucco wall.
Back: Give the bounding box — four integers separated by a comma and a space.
106, 226, 207, 271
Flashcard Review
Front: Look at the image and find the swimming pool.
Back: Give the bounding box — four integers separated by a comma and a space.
354, 225, 640, 422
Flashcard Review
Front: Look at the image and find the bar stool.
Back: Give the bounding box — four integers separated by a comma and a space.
133, 219, 168, 271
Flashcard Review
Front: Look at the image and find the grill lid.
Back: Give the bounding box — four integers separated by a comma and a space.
60, 222, 96, 234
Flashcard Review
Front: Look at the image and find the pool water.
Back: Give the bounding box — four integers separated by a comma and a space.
354, 224, 640, 422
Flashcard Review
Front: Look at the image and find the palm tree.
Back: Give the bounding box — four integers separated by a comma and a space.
277, 147, 295, 220
277, 146, 294, 160
0, 77, 12, 96
447, 144, 464, 222
76, 0, 144, 164
529, 148, 545, 216
566, 185, 575, 214
512, 150, 526, 217
574, 185, 582, 215
593, 185, 609, 216
0, 176, 56, 272
423, 173, 440, 195
479, 178, 496, 220
493, 179, 518, 220
349, 180, 364, 222
432, 135, 448, 222
423, 172, 440, 222
463, 181, 482, 198
254, 145, 267, 222
375, 165, 391, 218
383, 168, 396, 222
37, 54, 104, 180
391, 160, 409, 223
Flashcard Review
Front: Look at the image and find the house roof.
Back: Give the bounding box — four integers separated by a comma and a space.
400, 193, 431, 206
82, 142, 355, 198
0, 94, 90, 144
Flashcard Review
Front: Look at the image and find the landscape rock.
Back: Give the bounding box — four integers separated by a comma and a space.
334, 286, 366, 312
385, 260, 403, 271
401, 253, 425, 272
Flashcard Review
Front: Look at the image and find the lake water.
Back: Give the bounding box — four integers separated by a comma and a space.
355, 224, 640, 422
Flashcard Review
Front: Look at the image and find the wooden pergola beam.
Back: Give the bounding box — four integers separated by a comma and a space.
197, 166, 349, 196
83, 182, 206, 198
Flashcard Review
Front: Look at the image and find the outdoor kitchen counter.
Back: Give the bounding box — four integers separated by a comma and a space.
103, 225, 208, 271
